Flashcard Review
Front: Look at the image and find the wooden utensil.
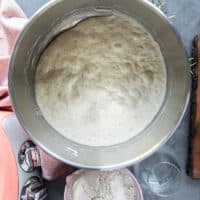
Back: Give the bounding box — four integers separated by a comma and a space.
187, 35, 200, 178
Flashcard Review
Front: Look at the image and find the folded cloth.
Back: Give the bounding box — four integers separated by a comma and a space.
38, 147, 76, 180
0, 0, 75, 181
0, 111, 18, 200
0, 0, 26, 110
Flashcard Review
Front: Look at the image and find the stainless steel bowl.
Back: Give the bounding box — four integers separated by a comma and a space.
9, 0, 190, 169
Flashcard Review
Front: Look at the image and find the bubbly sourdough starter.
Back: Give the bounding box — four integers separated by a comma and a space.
35, 15, 166, 146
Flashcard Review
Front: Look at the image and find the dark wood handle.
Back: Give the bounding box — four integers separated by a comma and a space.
192, 35, 200, 177
188, 35, 200, 178
192, 131, 200, 177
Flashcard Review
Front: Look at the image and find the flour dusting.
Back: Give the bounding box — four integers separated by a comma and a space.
67, 170, 140, 200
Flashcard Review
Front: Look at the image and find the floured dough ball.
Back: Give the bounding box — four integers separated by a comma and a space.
35, 15, 166, 146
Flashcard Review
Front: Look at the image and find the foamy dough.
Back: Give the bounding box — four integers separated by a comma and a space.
35, 15, 166, 146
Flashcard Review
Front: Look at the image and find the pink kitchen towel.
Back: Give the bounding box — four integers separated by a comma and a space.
0, 0, 76, 180
0, 0, 26, 110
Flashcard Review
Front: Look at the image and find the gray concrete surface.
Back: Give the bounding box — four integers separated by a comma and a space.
14, 0, 200, 199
